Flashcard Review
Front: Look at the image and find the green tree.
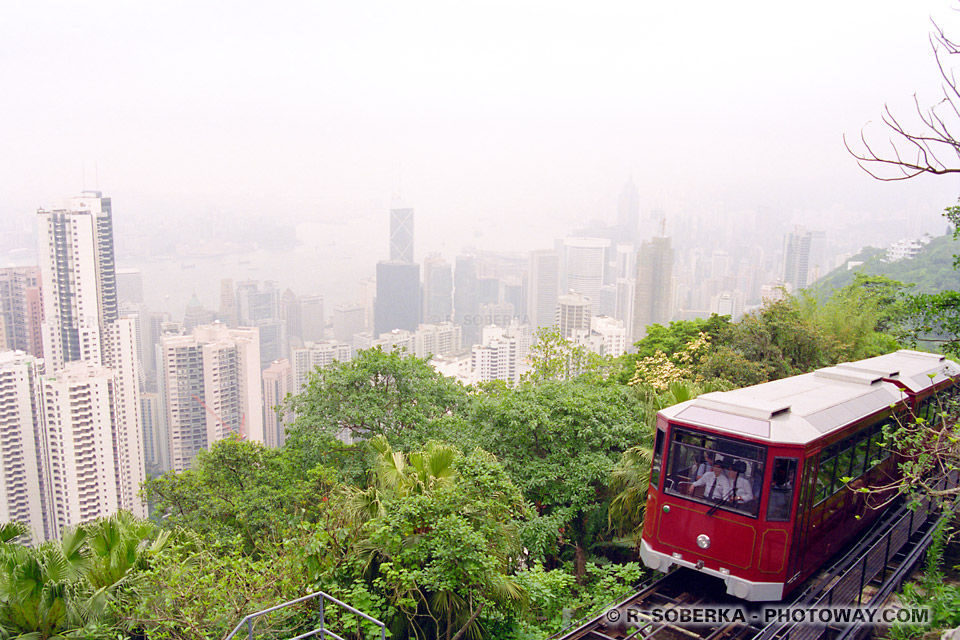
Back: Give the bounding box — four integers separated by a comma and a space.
287, 347, 469, 461
468, 381, 650, 578
143, 437, 336, 551
356, 446, 530, 640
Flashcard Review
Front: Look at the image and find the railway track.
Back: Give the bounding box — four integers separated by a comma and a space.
554, 489, 955, 640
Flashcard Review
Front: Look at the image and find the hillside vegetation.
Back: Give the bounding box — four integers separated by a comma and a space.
0, 277, 947, 640
813, 231, 960, 297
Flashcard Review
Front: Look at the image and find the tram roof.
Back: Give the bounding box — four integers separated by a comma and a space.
660, 350, 959, 446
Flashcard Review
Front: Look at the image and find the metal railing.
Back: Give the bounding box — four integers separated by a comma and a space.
224, 591, 386, 640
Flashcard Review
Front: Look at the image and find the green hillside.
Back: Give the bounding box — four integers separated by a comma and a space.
813, 232, 960, 297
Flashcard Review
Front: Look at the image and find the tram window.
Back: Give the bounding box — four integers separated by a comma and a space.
815, 444, 837, 504
851, 431, 869, 478
663, 427, 766, 518
871, 421, 892, 463
650, 429, 665, 490
767, 458, 798, 521
835, 440, 854, 491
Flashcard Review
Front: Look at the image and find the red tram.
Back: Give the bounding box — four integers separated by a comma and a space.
639, 349, 959, 601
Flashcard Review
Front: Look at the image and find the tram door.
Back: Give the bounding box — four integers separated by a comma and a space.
786, 454, 818, 584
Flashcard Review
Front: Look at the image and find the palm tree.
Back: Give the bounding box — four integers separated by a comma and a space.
0, 526, 89, 638
608, 446, 652, 539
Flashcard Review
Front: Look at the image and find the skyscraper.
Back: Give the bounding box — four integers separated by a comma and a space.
290, 340, 352, 390
527, 250, 559, 329
34, 191, 146, 530
37, 191, 118, 371
0, 351, 49, 542
236, 280, 284, 367
262, 359, 294, 448
390, 206, 415, 263
332, 303, 366, 346
562, 237, 610, 312
422, 255, 453, 323
157, 324, 263, 472
300, 294, 325, 342
454, 254, 479, 346
42, 361, 146, 532
782, 226, 813, 292
0, 266, 43, 357
219, 278, 238, 327
617, 178, 640, 243
116, 268, 144, 305
375, 262, 420, 336
557, 292, 592, 339
633, 236, 674, 339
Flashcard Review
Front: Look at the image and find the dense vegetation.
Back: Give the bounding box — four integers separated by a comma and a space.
2, 260, 956, 639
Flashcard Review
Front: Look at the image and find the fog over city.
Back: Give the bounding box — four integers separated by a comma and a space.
3, 0, 960, 315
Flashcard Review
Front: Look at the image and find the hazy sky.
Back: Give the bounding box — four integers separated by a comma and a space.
3, 1, 960, 255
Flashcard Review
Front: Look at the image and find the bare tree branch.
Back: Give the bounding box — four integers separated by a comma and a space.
847, 17, 960, 180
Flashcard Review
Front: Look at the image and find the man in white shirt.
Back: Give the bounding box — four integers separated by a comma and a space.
687, 459, 732, 500
724, 460, 754, 505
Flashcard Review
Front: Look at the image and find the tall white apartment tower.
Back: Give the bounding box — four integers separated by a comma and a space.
35, 192, 146, 530
37, 192, 118, 371
157, 324, 262, 472
0, 351, 50, 542
262, 359, 294, 448
527, 250, 560, 329
41, 361, 147, 533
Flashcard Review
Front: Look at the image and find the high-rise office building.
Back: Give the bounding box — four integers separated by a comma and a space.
390, 206, 415, 263
527, 250, 559, 329
557, 292, 592, 339
0, 351, 49, 542
219, 278, 238, 327
422, 255, 453, 323
562, 237, 610, 312
0, 267, 43, 357
116, 268, 143, 305
617, 178, 640, 244
633, 236, 674, 339
262, 359, 294, 448
183, 295, 217, 333
454, 254, 479, 346
157, 324, 262, 472
375, 262, 420, 336
281, 289, 302, 344
782, 226, 813, 292
300, 295, 325, 343
236, 280, 284, 367
615, 278, 636, 344
332, 303, 366, 346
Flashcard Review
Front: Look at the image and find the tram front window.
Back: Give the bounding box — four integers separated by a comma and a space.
664, 427, 766, 518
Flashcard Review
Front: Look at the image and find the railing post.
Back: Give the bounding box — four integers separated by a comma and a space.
247, 617, 253, 640
858, 554, 868, 605
882, 528, 891, 583
319, 596, 325, 639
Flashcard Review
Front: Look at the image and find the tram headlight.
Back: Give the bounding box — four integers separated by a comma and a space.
696, 534, 711, 549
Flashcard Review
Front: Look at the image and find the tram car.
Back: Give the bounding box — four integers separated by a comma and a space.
639, 349, 960, 601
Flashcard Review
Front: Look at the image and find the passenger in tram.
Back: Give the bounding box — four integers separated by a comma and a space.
725, 460, 755, 505
694, 451, 716, 480
686, 457, 729, 499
